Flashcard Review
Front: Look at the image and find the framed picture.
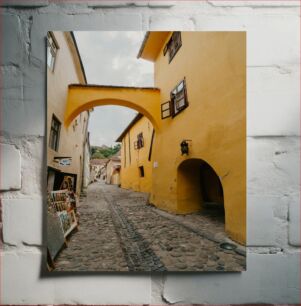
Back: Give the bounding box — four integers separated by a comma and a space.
46, 31, 246, 272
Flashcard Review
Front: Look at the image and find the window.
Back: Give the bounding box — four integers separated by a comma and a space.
47, 32, 59, 71
161, 101, 171, 119
139, 166, 145, 178
134, 133, 144, 149
163, 32, 182, 63
49, 115, 61, 151
160, 78, 188, 119
170, 79, 188, 116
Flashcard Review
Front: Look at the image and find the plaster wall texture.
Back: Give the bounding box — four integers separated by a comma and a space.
0, 0, 300, 304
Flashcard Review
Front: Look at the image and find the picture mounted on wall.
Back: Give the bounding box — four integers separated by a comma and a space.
46, 31, 246, 272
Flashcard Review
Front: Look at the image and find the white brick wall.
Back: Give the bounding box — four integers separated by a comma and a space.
0, 1, 299, 304
2, 198, 43, 246
0, 144, 21, 191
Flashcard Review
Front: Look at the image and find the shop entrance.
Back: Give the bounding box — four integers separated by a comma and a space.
177, 159, 224, 215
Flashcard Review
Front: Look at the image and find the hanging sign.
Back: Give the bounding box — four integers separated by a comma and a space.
53, 157, 72, 166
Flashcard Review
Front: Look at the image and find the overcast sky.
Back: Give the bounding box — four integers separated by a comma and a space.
74, 31, 154, 147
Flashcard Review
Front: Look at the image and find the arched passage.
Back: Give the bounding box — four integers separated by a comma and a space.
65, 84, 161, 130
177, 158, 224, 215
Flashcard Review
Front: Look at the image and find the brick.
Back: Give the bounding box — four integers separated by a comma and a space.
148, 1, 175, 7
20, 138, 44, 195
207, 0, 300, 7
1, 64, 45, 136
87, 1, 138, 7
0, 66, 22, 102
247, 195, 277, 246
1, 13, 23, 66
30, 13, 142, 66
53, 274, 150, 304
102, 13, 142, 30
86, 0, 174, 7
1, 251, 151, 304
2, 198, 43, 246
149, 15, 195, 30
162, 253, 300, 304
0, 0, 49, 6
1, 251, 56, 304
248, 66, 300, 136
288, 195, 300, 246
0, 65, 25, 136
0, 144, 21, 191
247, 137, 299, 196
193, 12, 299, 67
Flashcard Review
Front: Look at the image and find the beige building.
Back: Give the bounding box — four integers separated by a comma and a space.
47, 31, 90, 196
82, 132, 91, 190
90, 158, 108, 182
105, 154, 121, 185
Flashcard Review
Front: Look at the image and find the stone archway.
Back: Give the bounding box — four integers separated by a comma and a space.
65, 84, 161, 130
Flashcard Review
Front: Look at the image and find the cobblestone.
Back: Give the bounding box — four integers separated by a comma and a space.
54, 182, 246, 272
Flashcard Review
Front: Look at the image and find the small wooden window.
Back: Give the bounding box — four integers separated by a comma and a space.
47, 32, 59, 72
139, 166, 145, 177
161, 101, 171, 119
170, 78, 188, 117
163, 32, 182, 63
49, 115, 61, 151
136, 133, 144, 149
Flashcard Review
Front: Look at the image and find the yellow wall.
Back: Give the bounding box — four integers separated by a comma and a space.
149, 32, 246, 244
120, 116, 154, 193
65, 32, 246, 244
47, 32, 89, 195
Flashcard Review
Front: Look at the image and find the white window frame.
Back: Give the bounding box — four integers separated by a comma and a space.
47, 32, 59, 72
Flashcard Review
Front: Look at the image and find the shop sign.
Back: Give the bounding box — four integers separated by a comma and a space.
53, 157, 72, 166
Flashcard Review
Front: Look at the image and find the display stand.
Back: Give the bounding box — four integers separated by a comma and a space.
49, 189, 78, 238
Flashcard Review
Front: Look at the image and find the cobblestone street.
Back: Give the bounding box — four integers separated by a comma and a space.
54, 182, 246, 272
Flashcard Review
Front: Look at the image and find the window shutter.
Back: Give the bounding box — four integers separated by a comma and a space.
161, 101, 172, 119
163, 44, 169, 56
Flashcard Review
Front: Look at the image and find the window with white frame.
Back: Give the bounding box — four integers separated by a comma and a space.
47, 32, 59, 72
161, 79, 189, 119
49, 115, 61, 151
170, 79, 188, 116
163, 32, 182, 63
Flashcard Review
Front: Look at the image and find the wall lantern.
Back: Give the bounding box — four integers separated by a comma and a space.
180, 140, 192, 155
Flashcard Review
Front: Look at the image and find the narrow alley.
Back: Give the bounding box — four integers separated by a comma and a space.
54, 182, 246, 272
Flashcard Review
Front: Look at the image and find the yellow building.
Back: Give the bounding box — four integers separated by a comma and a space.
64, 31, 246, 244
116, 114, 154, 193
47, 31, 90, 196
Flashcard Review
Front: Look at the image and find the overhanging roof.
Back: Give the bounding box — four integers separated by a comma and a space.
137, 31, 171, 61
115, 113, 143, 142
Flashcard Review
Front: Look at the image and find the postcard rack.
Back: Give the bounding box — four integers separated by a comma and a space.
49, 189, 78, 238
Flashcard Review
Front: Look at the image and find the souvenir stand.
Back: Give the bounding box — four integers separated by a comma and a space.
47, 176, 79, 270
49, 189, 78, 238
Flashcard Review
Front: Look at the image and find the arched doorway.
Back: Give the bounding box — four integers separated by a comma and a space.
177, 158, 224, 216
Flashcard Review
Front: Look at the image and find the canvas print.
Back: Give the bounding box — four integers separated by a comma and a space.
46, 31, 246, 272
